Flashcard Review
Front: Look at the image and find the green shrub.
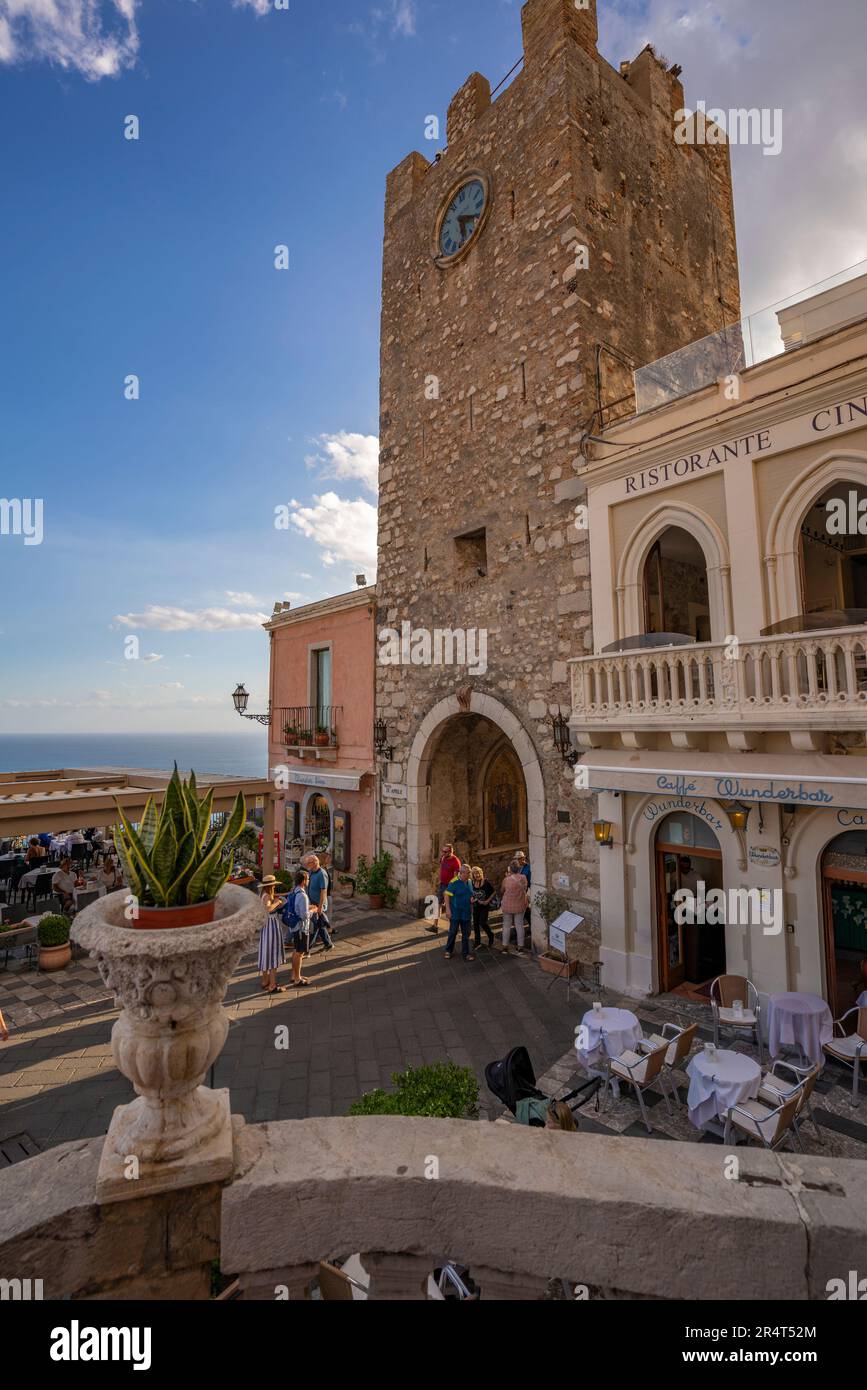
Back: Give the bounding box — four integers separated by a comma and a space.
349, 1061, 478, 1119
533, 889, 570, 927
37, 914, 71, 947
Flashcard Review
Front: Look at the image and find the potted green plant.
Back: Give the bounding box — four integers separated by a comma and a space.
283, 724, 299, 745
37, 913, 72, 971
114, 766, 246, 929
314, 725, 330, 747
355, 851, 398, 910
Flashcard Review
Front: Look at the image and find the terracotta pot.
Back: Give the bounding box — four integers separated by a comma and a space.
368, 894, 384, 910
38, 942, 71, 972
315, 733, 329, 747
134, 900, 217, 930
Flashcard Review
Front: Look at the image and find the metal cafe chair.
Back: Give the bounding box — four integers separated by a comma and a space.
723, 1085, 803, 1152
639, 1021, 699, 1107
710, 974, 764, 1063
758, 1060, 822, 1145
823, 1007, 867, 1105
603, 1037, 672, 1134
24, 871, 55, 913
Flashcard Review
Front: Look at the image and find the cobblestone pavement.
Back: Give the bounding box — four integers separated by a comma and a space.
2, 898, 864, 1164
0, 899, 587, 1154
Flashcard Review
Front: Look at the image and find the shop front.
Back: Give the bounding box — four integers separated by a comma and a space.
583, 751, 867, 1017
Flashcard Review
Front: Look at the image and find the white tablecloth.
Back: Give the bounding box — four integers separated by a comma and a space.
768, 992, 833, 1066
576, 1007, 642, 1066
686, 1049, 761, 1128
19, 865, 54, 889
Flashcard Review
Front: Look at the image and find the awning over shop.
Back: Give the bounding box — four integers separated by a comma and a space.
577, 749, 867, 811
280, 768, 373, 794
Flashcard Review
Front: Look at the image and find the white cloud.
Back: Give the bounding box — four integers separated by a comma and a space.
141, 652, 163, 664
391, 0, 416, 38
305, 431, 379, 496
0, 0, 140, 80
232, 0, 270, 14
160, 682, 184, 690
287, 492, 378, 575
115, 605, 269, 631
225, 590, 262, 607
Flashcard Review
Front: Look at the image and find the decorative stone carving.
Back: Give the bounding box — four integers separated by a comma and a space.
72, 884, 263, 1204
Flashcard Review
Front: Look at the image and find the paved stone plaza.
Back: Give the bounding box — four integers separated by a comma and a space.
2, 896, 865, 1163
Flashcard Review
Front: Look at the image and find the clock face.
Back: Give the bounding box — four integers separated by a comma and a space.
438, 179, 487, 259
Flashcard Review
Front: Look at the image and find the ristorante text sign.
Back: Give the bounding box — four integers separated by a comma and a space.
622, 391, 867, 497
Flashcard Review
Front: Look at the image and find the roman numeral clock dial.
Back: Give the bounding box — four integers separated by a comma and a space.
434, 175, 490, 267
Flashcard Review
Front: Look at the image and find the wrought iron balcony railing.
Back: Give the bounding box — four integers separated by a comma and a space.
275, 706, 342, 749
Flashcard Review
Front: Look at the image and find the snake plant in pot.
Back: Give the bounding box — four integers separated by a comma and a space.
114, 767, 246, 928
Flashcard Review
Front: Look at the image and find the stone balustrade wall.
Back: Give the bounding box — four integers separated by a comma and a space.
2, 1116, 865, 1300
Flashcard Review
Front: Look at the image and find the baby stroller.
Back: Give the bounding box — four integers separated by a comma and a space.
485, 1045, 601, 1126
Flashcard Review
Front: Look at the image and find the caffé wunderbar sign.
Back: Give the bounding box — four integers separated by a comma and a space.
623, 391, 867, 497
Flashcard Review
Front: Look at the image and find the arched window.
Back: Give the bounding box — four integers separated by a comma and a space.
799, 481, 867, 618
822, 829, 867, 1017
643, 526, 710, 640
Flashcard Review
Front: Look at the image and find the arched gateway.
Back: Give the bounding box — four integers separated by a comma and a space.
406, 692, 546, 943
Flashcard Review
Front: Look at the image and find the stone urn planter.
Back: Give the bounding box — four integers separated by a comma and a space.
72, 883, 263, 1204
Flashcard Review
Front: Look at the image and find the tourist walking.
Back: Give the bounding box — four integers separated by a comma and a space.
258, 875, 287, 996
282, 868, 313, 988
444, 864, 475, 962
303, 853, 334, 952
499, 861, 529, 954
471, 866, 496, 949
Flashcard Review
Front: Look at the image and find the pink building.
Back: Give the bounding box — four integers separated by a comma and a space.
264, 586, 377, 874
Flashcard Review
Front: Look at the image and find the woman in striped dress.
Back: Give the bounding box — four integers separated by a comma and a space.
259, 875, 286, 995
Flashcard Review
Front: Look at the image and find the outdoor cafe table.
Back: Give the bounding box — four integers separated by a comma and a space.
19, 865, 53, 889
576, 1006, 642, 1068
768, 992, 833, 1067
686, 1048, 762, 1130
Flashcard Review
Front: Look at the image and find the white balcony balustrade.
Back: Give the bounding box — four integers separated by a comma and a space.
570, 627, 867, 747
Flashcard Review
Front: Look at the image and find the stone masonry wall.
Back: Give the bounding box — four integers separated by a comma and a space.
376, 0, 740, 942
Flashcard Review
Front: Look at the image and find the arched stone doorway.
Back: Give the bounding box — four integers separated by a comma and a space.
406, 692, 546, 944
643, 526, 711, 641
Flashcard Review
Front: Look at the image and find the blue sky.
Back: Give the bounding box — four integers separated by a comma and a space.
1, 0, 865, 733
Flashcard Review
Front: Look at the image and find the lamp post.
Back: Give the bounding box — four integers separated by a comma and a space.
231, 684, 271, 727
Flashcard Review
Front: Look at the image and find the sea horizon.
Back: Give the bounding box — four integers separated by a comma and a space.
0, 732, 269, 779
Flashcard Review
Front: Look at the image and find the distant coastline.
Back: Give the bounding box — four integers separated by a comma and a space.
0, 732, 268, 779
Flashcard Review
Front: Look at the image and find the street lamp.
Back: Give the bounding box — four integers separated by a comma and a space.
726, 802, 751, 834
594, 819, 614, 849
231, 683, 271, 727
551, 708, 579, 768
373, 717, 394, 761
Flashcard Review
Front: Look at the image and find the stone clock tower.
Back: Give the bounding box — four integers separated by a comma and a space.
375, 0, 740, 948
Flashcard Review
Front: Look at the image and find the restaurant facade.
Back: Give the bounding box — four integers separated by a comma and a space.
570, 270, 867, 1018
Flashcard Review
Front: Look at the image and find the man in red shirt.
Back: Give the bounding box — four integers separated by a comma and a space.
427, 843, 461, 934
